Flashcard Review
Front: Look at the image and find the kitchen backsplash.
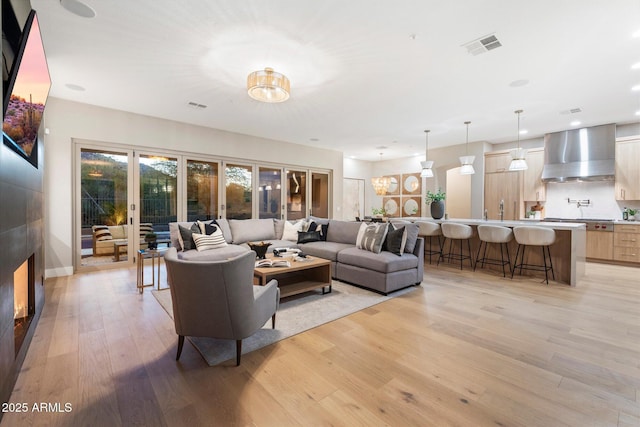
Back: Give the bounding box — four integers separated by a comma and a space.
542, 181, 640, 220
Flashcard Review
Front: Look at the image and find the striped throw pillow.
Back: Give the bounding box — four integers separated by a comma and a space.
139, 223, 154, 239
92, 225, 112, 241
192, 230, 228, 251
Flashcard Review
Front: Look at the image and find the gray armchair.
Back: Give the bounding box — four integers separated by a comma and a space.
163, 248, 279, 365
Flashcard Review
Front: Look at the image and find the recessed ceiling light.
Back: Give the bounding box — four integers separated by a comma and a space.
632, 62, 640, 70
570, 120, 581, 126
375, 145, 388, 150
310, 138, 319, 142
65, 83, 85, 91
349, 155, 356, 159
60, 0, 96, 18
409, 34, 417, 40
519, 129, 528, 135
635, 110, 640, 116
632, 84, 640, 91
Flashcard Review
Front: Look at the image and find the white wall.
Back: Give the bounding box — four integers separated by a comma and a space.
545, 181, 639, 220
343, 141, 485, 218
43, 97, 344, 277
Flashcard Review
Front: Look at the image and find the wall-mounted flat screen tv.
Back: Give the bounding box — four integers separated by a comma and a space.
2, 10, 50, 168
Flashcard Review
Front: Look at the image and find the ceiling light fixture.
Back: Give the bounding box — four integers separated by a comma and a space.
509, 109, 528, 171
459, 121, 475, 175
420, 130, 434, 178
247, 67, 290, 103
371, 153, 391, 196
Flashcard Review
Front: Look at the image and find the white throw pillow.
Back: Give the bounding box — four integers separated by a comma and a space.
282, 220, 307, 241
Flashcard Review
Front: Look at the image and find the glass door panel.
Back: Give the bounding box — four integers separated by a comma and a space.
225, 163, 252, 219
286, 169, 307, 220
187, 159, 219, 220
79, 148, 130, 267
259, 167, 282, 219
311, 172, 330, 218
139, 154, 177, 241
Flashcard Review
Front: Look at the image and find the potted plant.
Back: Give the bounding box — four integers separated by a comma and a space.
371, 207, 387, 217
425, 188, 446, 219
628, 208, 637, 221
145, 232, 158, 250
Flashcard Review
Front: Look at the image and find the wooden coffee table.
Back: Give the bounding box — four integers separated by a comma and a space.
253, 254, 332, 299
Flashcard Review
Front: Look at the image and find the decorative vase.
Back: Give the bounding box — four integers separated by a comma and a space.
430, 200, 445, 220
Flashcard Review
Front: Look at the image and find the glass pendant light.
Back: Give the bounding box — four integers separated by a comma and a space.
371, 152, 391, 195
508, 109, 528, 171
459, 121, 475, 175
420, 130, 434, 178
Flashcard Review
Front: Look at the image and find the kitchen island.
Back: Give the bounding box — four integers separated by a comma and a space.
400, 218, 586, 286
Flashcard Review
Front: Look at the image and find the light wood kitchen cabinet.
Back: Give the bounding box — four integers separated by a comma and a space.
484, 171, 522, 221
522, 148, 546, 202
586, 231, 613, 260
613, 223, 640, 263
615, 138, 640, 201
484, 152, 512, 173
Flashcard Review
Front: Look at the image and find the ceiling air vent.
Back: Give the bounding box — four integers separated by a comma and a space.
462, 33, 502, 56
560, 107, 583, 115
187, 102, 207, 109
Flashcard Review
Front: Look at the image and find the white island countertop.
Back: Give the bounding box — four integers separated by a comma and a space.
399, 217, 586, 231
396, 217, 585, 286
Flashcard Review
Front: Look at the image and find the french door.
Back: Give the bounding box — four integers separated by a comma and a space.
76, 144, 181, 270
77, 145, 134, 268
75, 141, 332, 270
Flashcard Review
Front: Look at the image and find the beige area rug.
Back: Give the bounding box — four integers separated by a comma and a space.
153, 282, 415, 366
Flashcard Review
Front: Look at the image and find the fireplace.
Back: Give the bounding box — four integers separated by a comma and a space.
14, 255, 35, 356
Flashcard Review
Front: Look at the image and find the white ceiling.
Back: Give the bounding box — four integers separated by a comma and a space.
31, 0, 640, 161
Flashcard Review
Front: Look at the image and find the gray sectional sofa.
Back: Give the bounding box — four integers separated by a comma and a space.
168, 217, 424, 294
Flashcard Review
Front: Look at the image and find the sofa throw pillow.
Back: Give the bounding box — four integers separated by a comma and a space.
92, 225, 112, 241
385, 226, 407, 256
139, 222, 153, 239
403, 223, 420, 253
307, 222, 329, 241
356, 222, 389, 254
192, 230, 228, 251
282, 220, 306, 241
196, 219, 218, 235
297, 230, 321, 244
178, 223, 200, 251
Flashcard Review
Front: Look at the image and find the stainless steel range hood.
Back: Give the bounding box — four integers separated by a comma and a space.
541, 124, 616, 182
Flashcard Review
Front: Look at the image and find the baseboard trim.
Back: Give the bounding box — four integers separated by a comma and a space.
45, 266, 74, 278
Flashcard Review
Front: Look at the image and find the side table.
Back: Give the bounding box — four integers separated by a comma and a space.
137, 248, 168, 294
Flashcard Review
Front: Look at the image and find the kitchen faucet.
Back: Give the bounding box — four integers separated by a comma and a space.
499, 199, 504, 221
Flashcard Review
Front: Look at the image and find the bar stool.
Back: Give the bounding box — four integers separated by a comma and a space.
474, 225, 513, 277
416, 221, 443, 264
438, 223, 474, 270
512, 226, 556, 284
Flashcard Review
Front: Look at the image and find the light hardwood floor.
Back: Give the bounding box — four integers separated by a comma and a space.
2, 261, 639, 427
